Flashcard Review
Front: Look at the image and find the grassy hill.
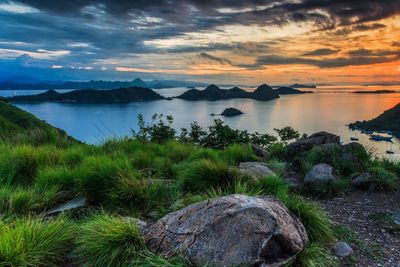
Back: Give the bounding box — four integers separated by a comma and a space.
0, 99, 74, 145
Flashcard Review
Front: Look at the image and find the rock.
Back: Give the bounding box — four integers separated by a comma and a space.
220, 107, 244, 117
239, 162, 276, 179
251, 143, 269, 159
287, 131, 340, 157
304, 163, 338, 185
393, 210, 400, 225
144, 195, 308, 267
123, 217, 148, 235
352, 172, 372, 189
45, 197, 87, 216
332, 241, 353, 257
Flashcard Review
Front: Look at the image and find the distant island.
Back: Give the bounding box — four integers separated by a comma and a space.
219, 107, 244, 117
7, 87, 165, 103
349, 103, 400, 136
352, 90, 396, 94
290, 84, 317, 89
276, 87, 313, 95
0, 78, 209, 90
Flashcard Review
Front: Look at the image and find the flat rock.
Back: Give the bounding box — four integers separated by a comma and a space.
287, 131, 340, 157
239, 162, 276, 179
304, 163, 338, 185
144, 194, 308, 267
45, 197, 87, 216
332, 241, 353, 257
352, 172, 372, 189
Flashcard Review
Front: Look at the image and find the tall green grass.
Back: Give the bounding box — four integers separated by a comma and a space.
0, 217, 72, 266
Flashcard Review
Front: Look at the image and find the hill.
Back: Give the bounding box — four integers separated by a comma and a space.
349, 103, 400, 135
7, 87, 165, 103
0, 100, 73, 144
177, 84, 280, 101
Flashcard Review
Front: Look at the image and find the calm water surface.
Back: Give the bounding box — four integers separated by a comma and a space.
1, 85, 399, 159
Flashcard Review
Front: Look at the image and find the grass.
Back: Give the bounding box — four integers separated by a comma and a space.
369, 212, 400, 234
367, 166, 399, 192
292, 242, 337, 267
179, 159, 241, 192
74, 213, 146, 267
0, 217, 72, 266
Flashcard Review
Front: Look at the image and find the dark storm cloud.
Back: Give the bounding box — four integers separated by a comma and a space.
1, 0, 400, 80
302, 48, 339, 56
240, 53, 400, 69
198, 53, 232, 65
333, 23, 386, 36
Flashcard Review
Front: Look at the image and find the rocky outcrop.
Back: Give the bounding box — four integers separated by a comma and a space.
304, 163, 338, 185
287, 131, 340, 157
352, 172, 372, 189
176, 84, 279, 101
275, 87, 313, 95
45, 197, 87, 216
220, 107, 244, 117
144, 194, 308, 267
239, 162, 276, 179
251, 143, 269, 159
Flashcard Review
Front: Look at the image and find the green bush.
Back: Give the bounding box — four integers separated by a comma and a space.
35, 167, 76, 192
74, 213, 145, 267
268, 142, 287, 160
257, 175, 289, 198
0, 217, 72, 266
180, 159, 240, 192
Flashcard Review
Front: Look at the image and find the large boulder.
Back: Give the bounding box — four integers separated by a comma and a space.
287, 131, 340, 157
351, 172, 372, 189
304, 163, 338, 185
144, 194, 308, 267
239, 162, 276, 180
251, 143, 269, 159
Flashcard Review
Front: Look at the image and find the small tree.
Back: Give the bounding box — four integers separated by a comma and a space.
274, 126, 300, 143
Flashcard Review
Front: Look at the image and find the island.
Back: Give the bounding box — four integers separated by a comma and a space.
219, 107, 244, 117
275, 87, 313, 95
349, 103, 400, 136
352, 90, 396, 94
290, 83, 317, 89
176, 84, 279, 101
7, 87, 165, 103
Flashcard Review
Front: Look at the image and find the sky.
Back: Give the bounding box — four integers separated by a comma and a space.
0, 0, 400, 85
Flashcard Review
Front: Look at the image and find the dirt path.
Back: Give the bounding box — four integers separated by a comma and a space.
320, 191, 400, 267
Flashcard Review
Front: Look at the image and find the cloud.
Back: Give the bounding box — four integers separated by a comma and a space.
302, 48, 339, 56
333, 23, 387, 35
198, 52, 232, 65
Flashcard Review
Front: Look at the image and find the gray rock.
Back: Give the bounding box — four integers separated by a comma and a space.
304, 163, 338, 185
144, 194, 308, 267
239, 162, 276, 179
352, 172, 372, 189
393, 210, 400, 225
287, 131, 340, 157
332, 241, 353, 257
251, 143, 269, 159
45, 197, 87, 216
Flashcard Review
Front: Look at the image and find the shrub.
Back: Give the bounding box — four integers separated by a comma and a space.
367, 166, 399, 192
0, 217, 72, 266
163, 141, 194, 162
281, 195, 334, 243
180, 159, 240, 192
74, 213, 145, 266
265, 159, 287, 176
302, 178, 351, 198
268, 143, 287, 160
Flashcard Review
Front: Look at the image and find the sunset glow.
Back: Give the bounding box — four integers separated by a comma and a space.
1, 1, 400, 85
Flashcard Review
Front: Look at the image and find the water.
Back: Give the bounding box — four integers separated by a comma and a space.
1, 85, 399, 160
